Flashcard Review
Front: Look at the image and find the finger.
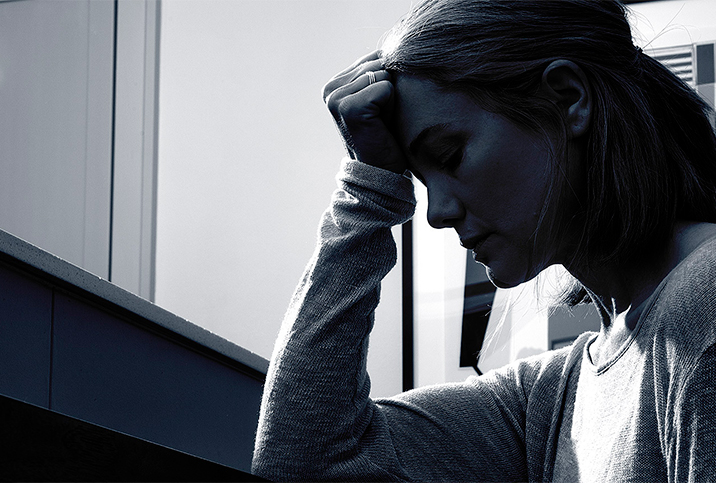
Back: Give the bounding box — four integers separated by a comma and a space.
331, 50, 381, 79
323, 58, 385, 102
327, 76, 393, 159
336, 81, 406, 173
333, 79, 394, 156
323, 59, 385, 102
329, 69, 390, 102
337, 80, 394, 126
325, 70, 391, 117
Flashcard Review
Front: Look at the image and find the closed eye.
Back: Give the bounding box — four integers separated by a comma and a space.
439, 148, 464, 171
408, 147, 463, 184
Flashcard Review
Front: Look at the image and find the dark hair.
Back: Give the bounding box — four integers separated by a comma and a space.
381, 0, 716, 303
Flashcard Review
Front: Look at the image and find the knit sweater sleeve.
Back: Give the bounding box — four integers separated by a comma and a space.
251, 158, 416, 481
670, 343, 716, 482
251, 159, 536, 482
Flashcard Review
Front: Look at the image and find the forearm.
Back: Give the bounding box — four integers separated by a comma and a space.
252, 159, 415, 481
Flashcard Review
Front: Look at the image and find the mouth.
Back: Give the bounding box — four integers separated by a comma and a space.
459, 234, 490, 253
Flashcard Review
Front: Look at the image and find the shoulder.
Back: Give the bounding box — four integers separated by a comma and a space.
643, 235, 716, 418
664, 343, 716, 477
658, 231, 716, 312
647, 234, 716, 361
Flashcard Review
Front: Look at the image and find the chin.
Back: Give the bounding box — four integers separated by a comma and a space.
485, 266, 521, 289
484, 263, 541, 289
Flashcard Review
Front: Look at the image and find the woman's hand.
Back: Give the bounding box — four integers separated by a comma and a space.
323, 51, 407, 174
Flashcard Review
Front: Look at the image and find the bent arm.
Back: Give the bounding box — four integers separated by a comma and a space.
252, 159, 415, 481
252, 159, 541, 481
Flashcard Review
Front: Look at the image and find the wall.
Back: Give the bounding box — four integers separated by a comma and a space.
0, 229, 265, 472
0, 0, 161, 300
156, 0, 413, 397
0, 0, 114, 278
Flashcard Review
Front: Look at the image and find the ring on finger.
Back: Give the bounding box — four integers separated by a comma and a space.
366, 70, 376, 85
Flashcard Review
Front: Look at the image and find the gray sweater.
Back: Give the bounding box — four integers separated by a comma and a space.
252, 159, 716, 482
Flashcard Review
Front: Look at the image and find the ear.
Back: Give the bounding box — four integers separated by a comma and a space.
540, 60, 591, 139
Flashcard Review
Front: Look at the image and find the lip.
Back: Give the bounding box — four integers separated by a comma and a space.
459, 234, 490, 252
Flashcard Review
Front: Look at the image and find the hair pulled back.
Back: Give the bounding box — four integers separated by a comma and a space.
381, 0, 716, 292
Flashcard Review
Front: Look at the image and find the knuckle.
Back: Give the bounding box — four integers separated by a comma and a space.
338, 97, 362, 119
321, 84, 335, 104
322, 81, 336, 103
325, 91, 340, 112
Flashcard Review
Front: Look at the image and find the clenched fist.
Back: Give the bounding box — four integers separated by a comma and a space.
323, 51, 407, 174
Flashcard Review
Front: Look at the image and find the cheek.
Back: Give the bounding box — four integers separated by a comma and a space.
462, 158, 550, 227
463, 163, 554, 284
466, 133, 550, 199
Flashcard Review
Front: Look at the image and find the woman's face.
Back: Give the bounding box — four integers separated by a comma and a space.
392, 75, 569, 288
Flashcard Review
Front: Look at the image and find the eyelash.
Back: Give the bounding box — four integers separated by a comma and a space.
439, 149, 463, 171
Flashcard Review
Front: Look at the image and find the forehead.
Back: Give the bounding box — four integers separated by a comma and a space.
392, 75, 478, 151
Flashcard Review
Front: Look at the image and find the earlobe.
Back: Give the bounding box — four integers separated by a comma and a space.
540, 60, 592, 139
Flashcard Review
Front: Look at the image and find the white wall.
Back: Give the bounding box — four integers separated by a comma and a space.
0, 0, 114, 278
156, 0, 413, 397
0, 0, 162, 299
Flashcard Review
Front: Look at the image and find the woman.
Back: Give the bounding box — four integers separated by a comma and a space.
252, 1, 716, 481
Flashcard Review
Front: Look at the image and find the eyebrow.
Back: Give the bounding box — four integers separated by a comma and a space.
408, 123, 452, 156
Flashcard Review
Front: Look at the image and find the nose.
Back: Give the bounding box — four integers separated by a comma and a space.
426, 187, 464, 229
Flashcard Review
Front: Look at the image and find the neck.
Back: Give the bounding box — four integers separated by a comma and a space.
572, 255, 665, 329
565, 221, 716, 364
